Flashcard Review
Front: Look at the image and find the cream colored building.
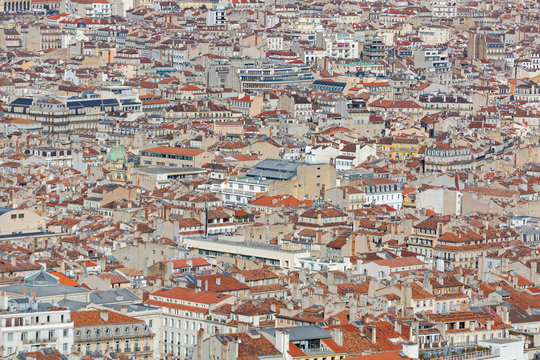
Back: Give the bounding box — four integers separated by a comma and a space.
0, 208, 46, 236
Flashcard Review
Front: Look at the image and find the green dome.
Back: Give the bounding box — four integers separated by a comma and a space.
107, 146, 128, 163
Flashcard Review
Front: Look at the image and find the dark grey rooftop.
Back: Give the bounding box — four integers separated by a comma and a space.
262, 325, 331, 341
0, 208, 13, 216
138, 166, 204, 175
89, 288, 140, 304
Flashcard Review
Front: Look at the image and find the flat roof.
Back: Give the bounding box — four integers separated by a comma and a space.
480, 338, 522, 344
137, 166, 205, 175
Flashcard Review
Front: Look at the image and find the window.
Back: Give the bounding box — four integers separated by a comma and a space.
7, 333, 12, 341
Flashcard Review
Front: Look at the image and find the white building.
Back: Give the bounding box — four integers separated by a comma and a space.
24, 148, 73, 169
325, 34, 359, 59
221, 177, 269, 205
146, 287, 236, 359
305, 145, 340, 164
359, 257, 429, 280
206, 6, 226, 26
0, 295, 74, 358
362, 178, 403, 209
478, 338, 525, 360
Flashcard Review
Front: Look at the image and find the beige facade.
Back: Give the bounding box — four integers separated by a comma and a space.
267, 164, 337, 200
72, 310, 154, 360
0, 209, 46, 236
140, 146, 215, 168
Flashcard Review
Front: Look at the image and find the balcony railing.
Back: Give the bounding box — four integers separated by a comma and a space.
437, 349, 499, 360
23, 337, 57, 345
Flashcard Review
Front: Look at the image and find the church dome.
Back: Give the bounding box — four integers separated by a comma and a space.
107, 146, 128, 163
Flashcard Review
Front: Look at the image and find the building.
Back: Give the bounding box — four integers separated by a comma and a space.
361, 178, 403, 209
183, 236, 310, 269
362, 35, 386, 62
233, 63, 314, 91
0, 295, 74, 358
1, 268, 90, 303
104, 146, 133, 185
145, 287, 236, 359
424, 143, 473, 173
133, 166, 206, 190
62, 0, 112, 17
260, 325, 348, 360
6, 95, 120, 134
71, 309, 154, 359
140, 146, 215, 168
246, 159, 336, 200
0, 208, 46, 237
206, 6, 226, 26
467, 34, 505, 61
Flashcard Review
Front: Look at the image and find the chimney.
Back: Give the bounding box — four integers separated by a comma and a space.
10, 256, 16, 266
530, 261, 537, 286
366, 324, 377, 344
197, 279, 202, 288
330, 328, 344, 346
121, 306, 127, 314
0, 291, 7, 310
100, 311, 109, 322
205, 280, 208, 291
216, 277, 221, 286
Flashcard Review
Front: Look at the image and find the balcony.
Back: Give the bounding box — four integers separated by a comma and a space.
23, 337, 57, 345
437, 349, 499, 360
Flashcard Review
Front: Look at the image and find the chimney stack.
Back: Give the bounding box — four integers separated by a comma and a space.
366, 324, 377, 344
100, 311, 109, 322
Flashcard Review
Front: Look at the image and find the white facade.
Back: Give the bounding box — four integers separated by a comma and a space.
305, 146, 340, 164
24, 148, 73, 169
363, 180, 403, 209
0, 299, 74, 358
206, 7, 226, 26
147, 290, 235, 359
478, 338, 525, 360
221, 177, 269, 205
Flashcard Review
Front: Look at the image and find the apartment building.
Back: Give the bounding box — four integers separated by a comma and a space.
234, 63, 314, 91
424, 143, 473, 173
71, 309, 154, 359
140, 146, 215, 168
361, 178, 403, 210
145, 287, 236, 359
6, 95, 120, 134
0, 296, 74, 358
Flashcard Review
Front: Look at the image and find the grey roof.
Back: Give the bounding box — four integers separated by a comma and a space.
137, 166, 204, 175
0, 283, 88, 298
263, 325, 331, 341
89, 288, 140, 304
104, 303, 160, 313
57, 299, 89, 311
247, 159, 305, 180
480, 338, 521, 344
0, 208, 13, 216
